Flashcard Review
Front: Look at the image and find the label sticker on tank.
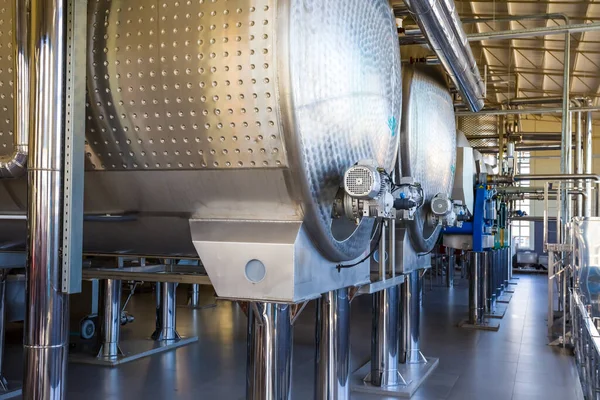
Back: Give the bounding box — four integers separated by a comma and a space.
387, 116, 398, 136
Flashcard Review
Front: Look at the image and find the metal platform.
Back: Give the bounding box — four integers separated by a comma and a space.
351, 358, 439, 398
70, 337, 198, 367
458, 319, 500, 331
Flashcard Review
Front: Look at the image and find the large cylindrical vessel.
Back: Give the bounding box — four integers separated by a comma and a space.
0, 0, 402, 261
398, 65, 456, 253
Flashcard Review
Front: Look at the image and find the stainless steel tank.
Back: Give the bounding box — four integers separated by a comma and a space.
457, 114, 499, 148
398, 65, 456, 253
0, 0, 401, 259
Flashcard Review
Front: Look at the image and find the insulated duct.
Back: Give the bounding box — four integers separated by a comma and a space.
403, 0, 485, 111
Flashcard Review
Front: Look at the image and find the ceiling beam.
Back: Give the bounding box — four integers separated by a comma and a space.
456, 0, 592, 4
478, 44, 600, 54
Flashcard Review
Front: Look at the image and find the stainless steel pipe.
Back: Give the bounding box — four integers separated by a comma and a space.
403, 0, 484, 111
455, 105, 600, 116
98, 279, 122, 358
157, 282, 178, 341
584, 100, 594, 217
485, 251, 494, 313
315, 289, 350, 400
514, 174, 600, 182
401, 271, 426, 364
247, 303, 293, 400
23, 0, 70, 396
370, 286, 404, 386
189, 284, 200, 307
576, 111, 584, 217
468, 252, 486, 325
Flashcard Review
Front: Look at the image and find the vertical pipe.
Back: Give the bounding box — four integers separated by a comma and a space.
446, 248, 455, 288
247, 303, 293, 400
548, 251, 554, 336
496, 250, 502, 297
158, 282, 178, 341
560, 33, 571, 235
152, 282, 162, 339
23, 0, 69, 396
483, 250, 490, 313
576, 111, 584, 217
468, 252, 486, 325
584, 101, 593, 217
99, 279, 122, 358
504, 248, 510, 287
189, 284, 200, 307
315, 289, 350, 400
370, 286, 403, 387
401, 271, 426, 364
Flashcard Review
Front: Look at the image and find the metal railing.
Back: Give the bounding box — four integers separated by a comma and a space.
571, 289, 600, 399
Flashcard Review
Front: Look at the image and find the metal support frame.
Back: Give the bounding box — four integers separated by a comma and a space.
460, 252, 500, 331
72, 276, 198, 367
81, 264, 212, 285
352, 272, 439, 398
315, 289, 351, 400
247, 302, 293, 400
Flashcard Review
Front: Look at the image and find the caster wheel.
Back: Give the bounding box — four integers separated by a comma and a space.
80, 318, 96, 340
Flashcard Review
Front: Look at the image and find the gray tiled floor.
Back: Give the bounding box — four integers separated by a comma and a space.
4, 274, 583, 399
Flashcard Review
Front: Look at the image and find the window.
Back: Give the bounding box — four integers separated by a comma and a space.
512, 151, 533, 250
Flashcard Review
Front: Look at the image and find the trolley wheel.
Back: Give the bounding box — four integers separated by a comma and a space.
80, 317, 96, 340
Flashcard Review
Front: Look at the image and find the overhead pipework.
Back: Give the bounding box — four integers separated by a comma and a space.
401, 0, 485, 111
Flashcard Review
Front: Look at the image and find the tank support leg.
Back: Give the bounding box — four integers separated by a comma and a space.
153, 282, 180, 341
189, 284, 200, 307
247, 302, 293, 400
401, 271, 427, 364
368, 286, 407, 387
98, 279, 124, 358
446, 249, 455, 288
315, 289, 350, 400
460, 252, 500, 331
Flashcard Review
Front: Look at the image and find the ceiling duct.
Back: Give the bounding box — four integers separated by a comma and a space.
402, 0, 485, 111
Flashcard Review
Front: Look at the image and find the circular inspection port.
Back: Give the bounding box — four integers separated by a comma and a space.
245, 259, 266, 283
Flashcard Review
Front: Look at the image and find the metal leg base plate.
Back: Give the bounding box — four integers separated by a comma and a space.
0, 382, 22, 399
497, 294, 512, 303
504, 287, 515, 294
458, 319, 500, 331
351, 358, 439, 398
485, 303, 508, 319
70, 336, 198, 367
508, 279, 519, 284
